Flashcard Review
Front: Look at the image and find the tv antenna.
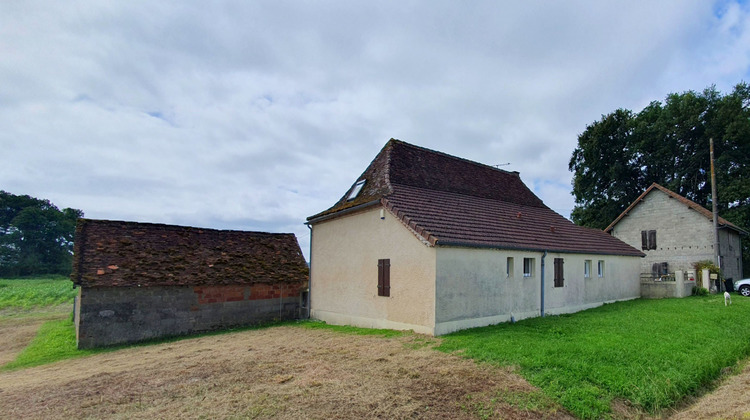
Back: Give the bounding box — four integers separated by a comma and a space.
492, 163, 511, 168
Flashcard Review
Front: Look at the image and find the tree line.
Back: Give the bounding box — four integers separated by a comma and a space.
569, 83, 750, 275
0, 191, 82, 277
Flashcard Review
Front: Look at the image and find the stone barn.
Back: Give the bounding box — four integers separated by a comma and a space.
71, 219, 309, 349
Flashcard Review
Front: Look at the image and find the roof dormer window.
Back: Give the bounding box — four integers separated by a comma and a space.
347, 180, 366, 201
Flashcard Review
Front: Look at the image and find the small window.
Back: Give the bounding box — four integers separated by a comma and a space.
506, 257, 514, 278
554, 258, 564, 287
377, 258, 390, 297
523, 258, 534, 277
641, 230, 657, 250
584, 260, 592, 278
347, 180, 366, 201
598, 260, 605, 278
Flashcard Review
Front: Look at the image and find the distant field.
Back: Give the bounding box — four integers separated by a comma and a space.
0, 275, 77, 310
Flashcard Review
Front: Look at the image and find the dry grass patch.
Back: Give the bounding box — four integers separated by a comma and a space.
668, 360, 750, 420
0, 325, 572, 419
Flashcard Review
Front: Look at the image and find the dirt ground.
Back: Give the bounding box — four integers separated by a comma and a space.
1, 317, 749, 420
0, 323, 575, 420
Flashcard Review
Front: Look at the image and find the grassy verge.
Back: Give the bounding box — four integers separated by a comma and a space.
438, 295, 750, 419
300, 320, 407, 337
0, 275, 77, 309
2, 318, 98, 370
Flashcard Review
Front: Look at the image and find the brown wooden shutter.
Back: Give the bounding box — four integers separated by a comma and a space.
378, 259, 390, 297
648, 230, 657, 250
554, 258, 564, 287
641, 230, 648, 250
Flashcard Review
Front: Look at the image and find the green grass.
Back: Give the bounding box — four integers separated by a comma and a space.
0, 275, 77, 309
2, 318, 98, 370
438, 295, 750, 419
300, 320, 407, 337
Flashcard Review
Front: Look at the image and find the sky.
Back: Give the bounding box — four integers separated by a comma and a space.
2, 1, 750, 260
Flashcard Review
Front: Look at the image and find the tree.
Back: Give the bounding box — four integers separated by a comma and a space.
0, 191, 83, 277
569, 83, 750, 276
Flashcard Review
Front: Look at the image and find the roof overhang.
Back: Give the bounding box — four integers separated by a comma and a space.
305, 199, 382, 225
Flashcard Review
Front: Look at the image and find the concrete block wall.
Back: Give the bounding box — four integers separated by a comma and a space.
610, 189, 742, 280
76, 282, 303, 348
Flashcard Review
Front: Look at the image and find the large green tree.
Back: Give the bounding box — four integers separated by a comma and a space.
0, 191, 83, 277
569, 83, 750, 276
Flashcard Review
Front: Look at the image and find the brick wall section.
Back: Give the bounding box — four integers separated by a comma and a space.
71, 219, 309, 348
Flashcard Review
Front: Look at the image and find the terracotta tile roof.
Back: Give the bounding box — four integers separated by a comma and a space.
308, 139, 644, 256
71, 219, 309, 288
605, 183, 748, 235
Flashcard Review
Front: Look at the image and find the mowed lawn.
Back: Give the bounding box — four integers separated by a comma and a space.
438, 295, 750, 419
3, 277, 750, 419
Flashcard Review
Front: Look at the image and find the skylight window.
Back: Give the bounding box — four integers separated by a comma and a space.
347, 180, 366, 201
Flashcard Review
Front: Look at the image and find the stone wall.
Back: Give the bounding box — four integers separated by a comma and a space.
76, 282, 304, 348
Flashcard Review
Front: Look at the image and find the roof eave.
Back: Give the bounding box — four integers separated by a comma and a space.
435, 240, 645, 257
305, 199, 382, 225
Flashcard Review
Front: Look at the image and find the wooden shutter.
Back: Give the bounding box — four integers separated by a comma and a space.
641, 230, 648, 250
648, 230, 657, 250
554, 258, 564, 287
378, 259, 390, 297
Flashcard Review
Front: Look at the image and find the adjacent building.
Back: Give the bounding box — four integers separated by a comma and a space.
605, 183, 746, 283
71, 219, 308, 348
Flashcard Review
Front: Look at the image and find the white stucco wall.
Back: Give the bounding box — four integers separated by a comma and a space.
433, 247, 641, 335
609, 189, 743, 280
309, 206, 437, 334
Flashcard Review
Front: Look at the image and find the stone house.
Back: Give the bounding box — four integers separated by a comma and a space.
71, 219, 308, 348
605, 183, 746, 284
306, 139, 644, 336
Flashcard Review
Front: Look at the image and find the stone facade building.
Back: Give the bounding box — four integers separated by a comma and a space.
306, 139, 644, 336
605, 183, 745, 283
71, 219, 308, 348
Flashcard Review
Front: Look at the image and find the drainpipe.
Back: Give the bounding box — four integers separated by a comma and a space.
306, 224, 313, 319
540, 250, 547, 317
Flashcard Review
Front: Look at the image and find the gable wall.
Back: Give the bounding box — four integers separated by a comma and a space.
310, 206, 436, 334
610, 190, 728, 276
434, 247, 640, 335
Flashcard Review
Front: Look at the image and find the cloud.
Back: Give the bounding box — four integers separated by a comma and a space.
1, 1, 749, 259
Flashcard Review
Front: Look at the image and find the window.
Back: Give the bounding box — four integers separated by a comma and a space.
506, 257, 514, 278
598, 260, 605, 278
584, 260, 592, 278
377, 258, 390, 296
523, 258, 534, 277
554, 258, 564, 287
347, 180, 366, 201
641, 230, 657, 250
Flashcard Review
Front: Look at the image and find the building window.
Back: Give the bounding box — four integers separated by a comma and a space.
554, 258, 564, 287
506, 257, 514, 278
641, 230, 657, 250
523, 258, 534, 277
584, 260, 592, 278
347, 180, 366, 201
598, 260, 605, 278
377, 258, 390, 297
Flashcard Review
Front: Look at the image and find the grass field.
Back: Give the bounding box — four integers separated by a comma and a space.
0, 275, 77, 309
438, 295, 750, 419
2, 278, 750, 418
